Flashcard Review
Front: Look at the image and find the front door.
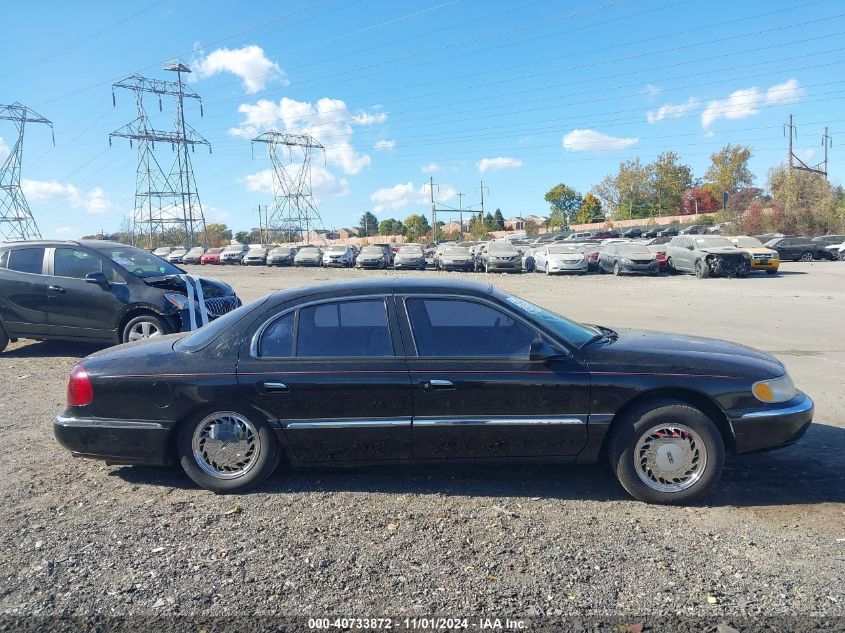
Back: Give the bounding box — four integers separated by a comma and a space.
46, 247, 127, 339
399, 296, 589, 460
237, 296, 413, 463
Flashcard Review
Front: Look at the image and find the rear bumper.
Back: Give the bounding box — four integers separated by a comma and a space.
750, 260, 779, 270
54, 414, 174, 465
730, 393, 814, 454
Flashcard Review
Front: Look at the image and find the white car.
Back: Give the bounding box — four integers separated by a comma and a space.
826, 241, 845, 260
166, 247, 187, 263
533, 243, 589, 274
322, 245, 354, 267
221, 243, 249, 264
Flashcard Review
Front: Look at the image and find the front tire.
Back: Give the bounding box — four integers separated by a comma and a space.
122, 313, 171, 343
694, 259, 710, 279
177, 409, 280, 493
607, 399, 725, 504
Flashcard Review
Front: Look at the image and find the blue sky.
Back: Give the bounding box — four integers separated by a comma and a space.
2, 0, 843, 239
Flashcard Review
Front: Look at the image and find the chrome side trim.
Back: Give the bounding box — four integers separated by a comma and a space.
588, 413, 615, 425
413, 416, 586, 427
284, 418, 412, 430
740, 394, 814, 420
54, 415, 165, 430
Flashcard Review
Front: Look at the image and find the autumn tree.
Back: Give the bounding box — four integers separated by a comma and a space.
403, 214, 431, 241
681, 188, 720, 214
544, 183, 582, 228
378, 218, 404, 236
651, 151, 693, 215
576, 193, 604, 224
704, 144, 754, 197
205, 223, 233, 247
593, 158, 654, 220
234, 231, 250, 244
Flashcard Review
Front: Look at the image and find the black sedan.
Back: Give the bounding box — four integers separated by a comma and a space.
54, 279, 813, 504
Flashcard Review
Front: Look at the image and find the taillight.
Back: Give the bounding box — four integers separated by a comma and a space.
67, 364, 93, 406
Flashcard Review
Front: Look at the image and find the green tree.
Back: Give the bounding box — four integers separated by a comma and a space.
403, 214, 431, 241
483, 212, 498, 231
594, 158, 654, 220
577, 192, 604, 224
493, 208, 505, 230
704, 144, 754, 198
234, 231, 250, 244
378, 218, 404, 236
467, 215, 490, 239
205, 223, 233, 247
650, 151, 693, 215
358, 211, 379, 237
544, 183, 582, 228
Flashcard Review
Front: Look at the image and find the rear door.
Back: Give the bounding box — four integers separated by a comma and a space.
45, 246, 127, 339
398, 295, 589, 459
237, 296, 413, 463
0, 246, 49, 337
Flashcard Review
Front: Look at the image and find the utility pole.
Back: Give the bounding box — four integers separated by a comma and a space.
477, 179, 489, 225
785, 113, 830, 179
457, 192, 465, 241
425, 176, 438, 243
822, 126, 832, 181
0, 103, 53, 241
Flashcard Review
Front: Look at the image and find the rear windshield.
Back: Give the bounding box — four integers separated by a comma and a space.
175, 297, 267, 352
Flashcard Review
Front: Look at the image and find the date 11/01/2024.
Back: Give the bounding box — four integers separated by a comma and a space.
308, 617, 527, 630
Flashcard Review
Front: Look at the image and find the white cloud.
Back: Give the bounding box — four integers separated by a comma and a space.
203, 205, 230, 223
352, 111, 388, 125
421, 163, 441, 174
370, 181, 456, 213
477, 157, 523, 173
645, 84, 661, 98
21, 179, 113, 214
562, 129, 638, 152
701, 78, 804, 128
193, 45, 285, 94
374, 139, 395, 151
646, 97, 700, 124
231, 96, 383, 176
242, 166, 349, 200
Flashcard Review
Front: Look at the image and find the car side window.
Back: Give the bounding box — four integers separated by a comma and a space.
54, 248, 103, 279
0, 250, 8, 269
258, 312, 295, 357
406, 298, 536, 357
296, 299, 393, 357
7, 247, 45, 274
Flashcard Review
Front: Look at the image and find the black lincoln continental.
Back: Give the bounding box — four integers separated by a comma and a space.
54, 279, 813, 504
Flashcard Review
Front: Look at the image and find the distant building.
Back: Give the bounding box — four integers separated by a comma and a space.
504, 215, 546, 231
337, 227, 359, 240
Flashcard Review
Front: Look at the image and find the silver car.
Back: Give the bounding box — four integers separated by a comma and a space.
438, 246, 474, 271
666, 236, 751, 278
393, 245, 426, 270
294, 246, 323, 267
534, 244, 588, 274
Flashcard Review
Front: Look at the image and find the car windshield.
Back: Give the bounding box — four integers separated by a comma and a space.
361, 246, 382, 255
500, 293, 599, 348
733, 237, 764, 248
93, 244, 183, 278
247, 248, 265, 254
695, 237, 732, 248
187, 247, 205, 255
548, 244, 579, 254
152, 247, 171, 255
399, 246, 422, 254
206, 248, 223, 254
299, 247, 319, 256
223, 245, 244, 252
488, 243, 517, 254
170, 248, 186, 255
269, 247, 288, 254
444, 247, 467, 256
327, 246, 347, 253
617, 244, 651, 255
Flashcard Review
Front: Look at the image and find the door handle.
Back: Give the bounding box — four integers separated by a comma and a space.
261, 381, 289, 393
421, 379, 455, 391
48, 285, 65, 293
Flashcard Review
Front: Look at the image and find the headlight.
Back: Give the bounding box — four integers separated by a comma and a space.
620, 258, 633, 265
752, 374, 797, 403
164, 292, 194, 310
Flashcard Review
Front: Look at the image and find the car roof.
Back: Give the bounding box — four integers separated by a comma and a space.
269, 277, 493, 304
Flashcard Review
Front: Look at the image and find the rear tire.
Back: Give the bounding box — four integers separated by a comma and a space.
613, 262, 621, 276
800, 251, 814, 262
0, 324, 8, 353
607, 399, 725, 504
177, 408, 280, 493
666, 258, 678, 275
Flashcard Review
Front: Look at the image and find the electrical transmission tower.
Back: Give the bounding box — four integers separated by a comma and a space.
785, 113, 832, 180
110, 62, 210, 248
0, 103, 53, 241
251, 130, 326, 243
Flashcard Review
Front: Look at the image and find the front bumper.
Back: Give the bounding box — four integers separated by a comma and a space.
357, 260, 385, 268
441, 261, 474, 271
730, 393, 814, 454
618, 261, 659, 274
548, 260, 588, 273
394, 260, 425, 269
323, 259, 351, 267
295, 260, 322, 266
486, 260, 521, 272
54, 414, 174, 466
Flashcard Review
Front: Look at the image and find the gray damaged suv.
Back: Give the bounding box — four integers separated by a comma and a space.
666, 236, 751, 279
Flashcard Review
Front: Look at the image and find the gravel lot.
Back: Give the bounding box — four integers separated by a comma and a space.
1, 262, 843, 630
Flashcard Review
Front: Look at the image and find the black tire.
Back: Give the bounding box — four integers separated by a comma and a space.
607, 399, 725, 504
0, 323, 8, 353
613, 262, 621, 276
800, 251, 814, 262
666, 258, 678, 275
121, 313, 172, 343
839, 251, 845, 261
766, 269, 778, 275
177, 407, 280, 493
694, 259, 710, 279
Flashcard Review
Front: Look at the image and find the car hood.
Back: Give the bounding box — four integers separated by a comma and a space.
698, 246, 747, 255
144, 275, 235, 298
739, 247, 778, 255
581, 328, 784, 379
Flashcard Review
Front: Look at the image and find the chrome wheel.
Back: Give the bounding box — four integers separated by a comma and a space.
127, 320, 162, 341
191, 412, 261, 480
800, 251, 814, 262
634, 423, 707, 493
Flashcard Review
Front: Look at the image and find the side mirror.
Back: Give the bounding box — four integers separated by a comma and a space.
85, 272, 110, 288
687, 244, 694, 250
529, 338, 556, 361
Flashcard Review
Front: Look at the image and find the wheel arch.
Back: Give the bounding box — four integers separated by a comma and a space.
116, 305, 180, 342
598, 388, 736, 462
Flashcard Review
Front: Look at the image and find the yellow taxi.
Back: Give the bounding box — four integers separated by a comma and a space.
730, 236, 780, 274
